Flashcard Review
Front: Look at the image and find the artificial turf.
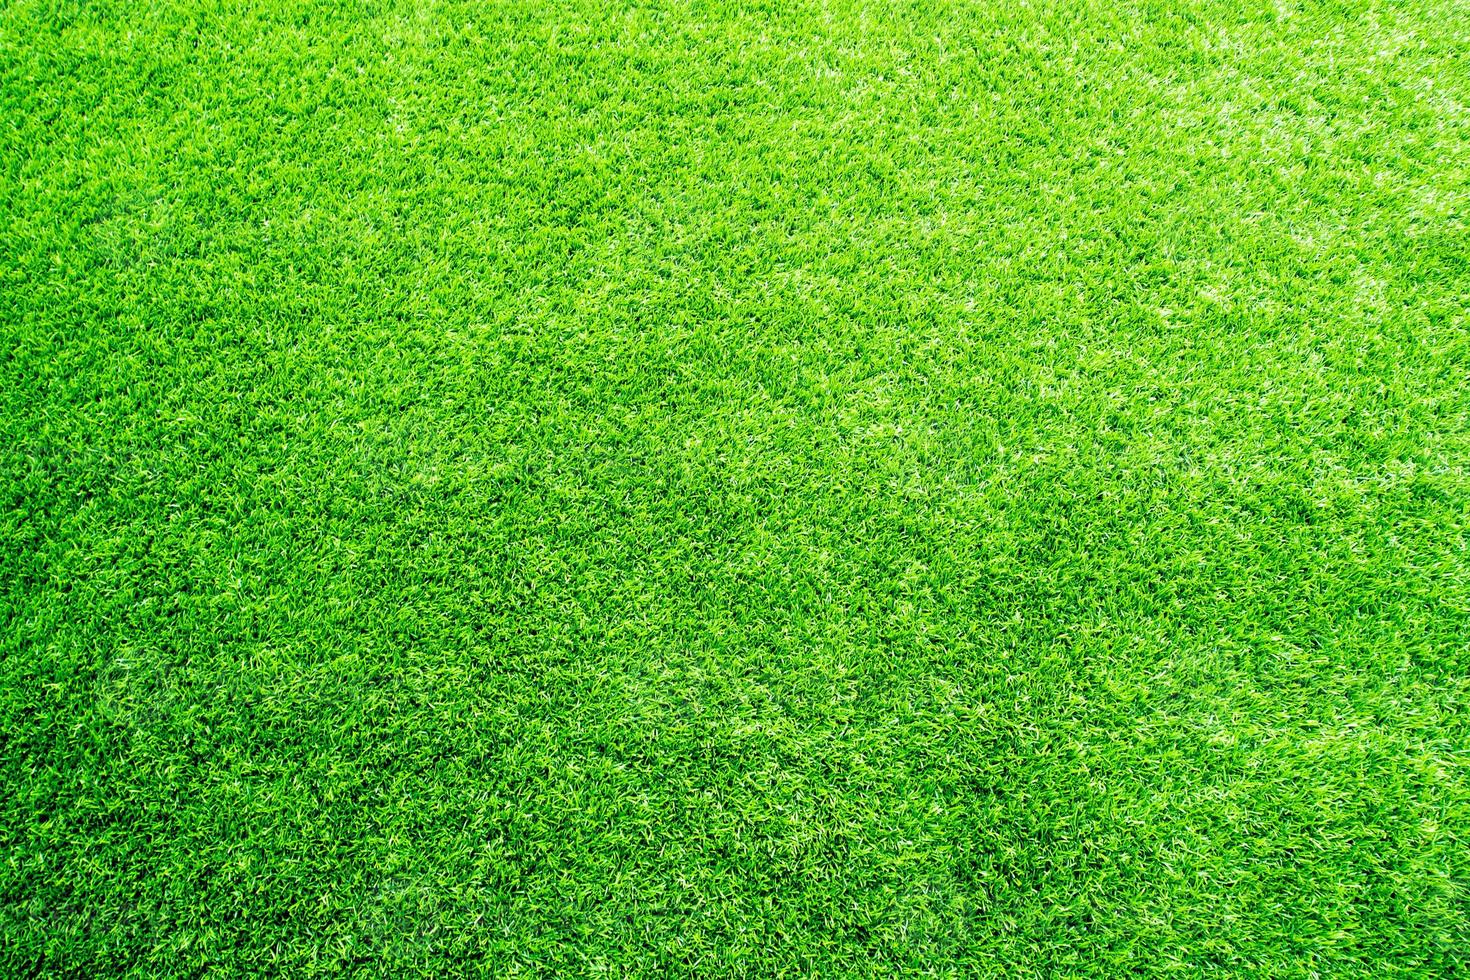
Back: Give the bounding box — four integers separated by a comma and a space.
2, 0, 1468, 974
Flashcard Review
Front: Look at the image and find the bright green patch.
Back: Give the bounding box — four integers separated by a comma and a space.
2, 0, 1468, 974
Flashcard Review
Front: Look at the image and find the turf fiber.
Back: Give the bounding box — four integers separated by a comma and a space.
2, 0, 1469, 975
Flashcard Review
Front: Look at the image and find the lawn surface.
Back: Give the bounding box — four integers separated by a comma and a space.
3, 0, 1469, 975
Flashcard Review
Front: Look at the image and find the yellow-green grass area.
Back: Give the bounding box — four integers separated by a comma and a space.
2, 0, 1468, 974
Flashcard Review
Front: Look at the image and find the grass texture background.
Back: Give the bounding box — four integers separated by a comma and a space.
2, 0, 1468, 974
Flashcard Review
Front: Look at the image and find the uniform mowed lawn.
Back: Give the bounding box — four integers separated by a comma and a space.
3, 0, 1468, 975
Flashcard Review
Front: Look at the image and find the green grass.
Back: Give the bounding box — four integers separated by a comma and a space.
3, 0, 1469, 974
